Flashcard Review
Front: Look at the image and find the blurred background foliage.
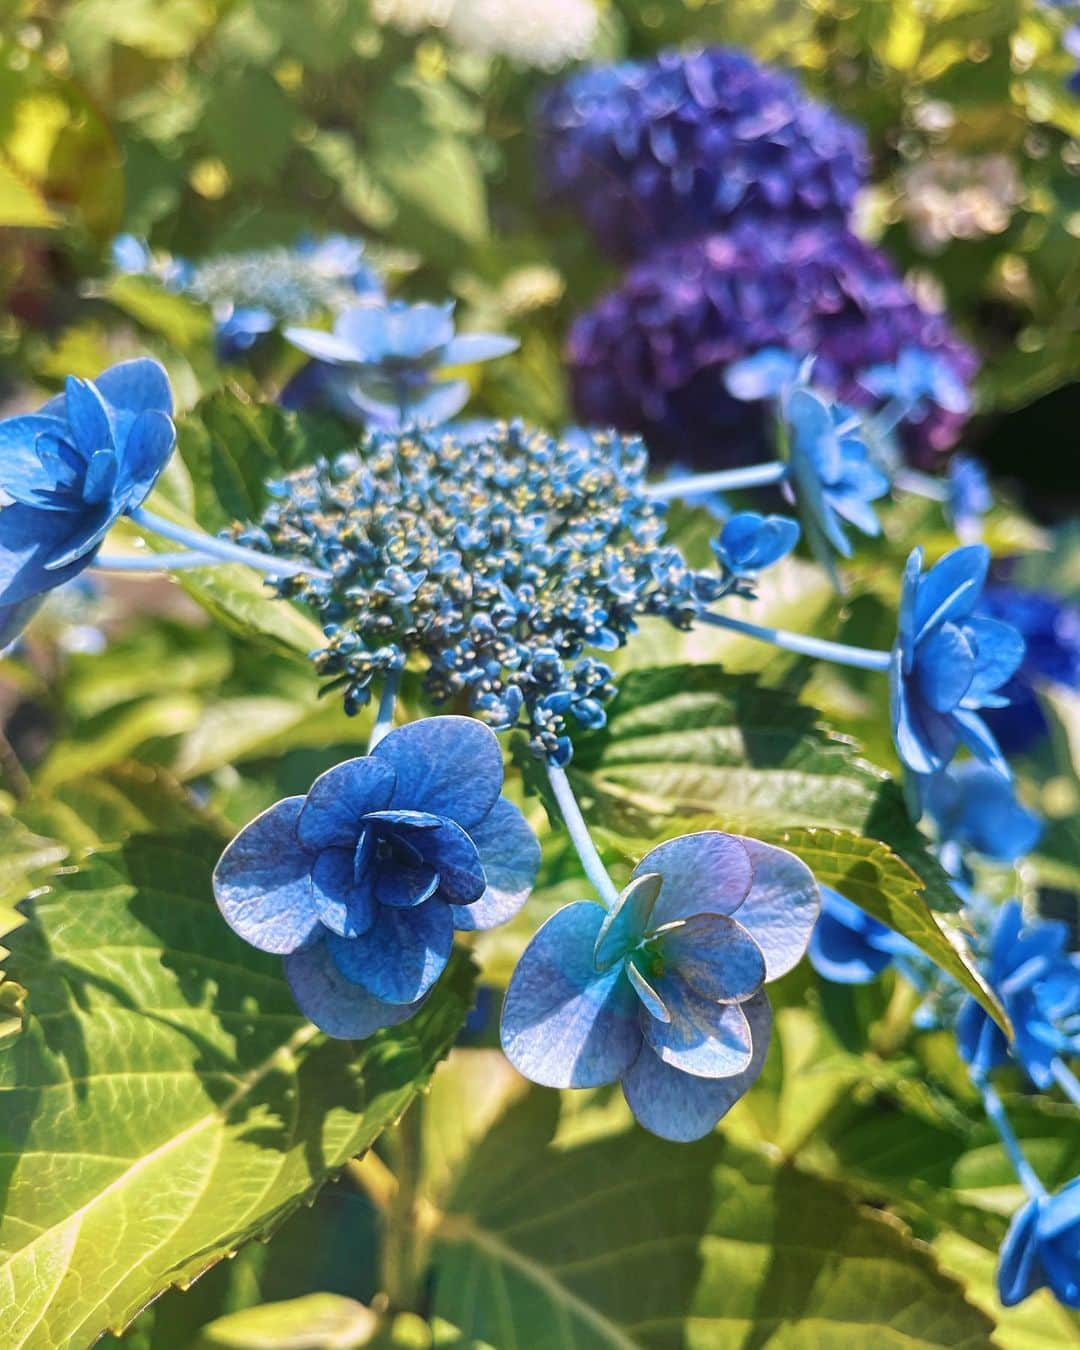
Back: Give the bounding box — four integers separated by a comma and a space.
0, 0, 1079, 509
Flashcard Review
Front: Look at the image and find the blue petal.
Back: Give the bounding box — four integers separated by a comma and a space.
890, 651, 959, 776
621, 991, 772, 1142
654, 913, 766, 1003
730, 837, 820, 980
212, 798, 319, 954
963, 618, 1026, 705
809, 909, 895, 984
0, 502, 98, 607
916, 622, 975, 713
500, 901, 642, 1088
334, 307, 392, 361
440, 333, 519, 366
829, 490, 881, 539
914, 544, 989, 639
373, 714, 503, 831
310, 846, 376, 938
0, 415, 72, 502
284, 326, 365, 365
398, 814, 486, 906
91, 358, 173, 418
896, 548, 923, 674
724, 348, 801, 401
43, 502, 116, 571
403, 380, 471, 426
64, 376, 114, 455
327, 899, 453, 1004
594, 872, 662, 972
1039, 1180, 1080, 1241
0, 594, 44, 650
384, 301, 456, 359
953, 707, 1010, 779
296, 757, 396, 851
451, 798, 540, 932
996, 1199, 1042, 1308
285, 940, 419, 1039
643, 975, 753, 1078
955, 997, 1008, 1075
633, 831, 753, 929
115, 409, 176, 507
374, 862, 440, 910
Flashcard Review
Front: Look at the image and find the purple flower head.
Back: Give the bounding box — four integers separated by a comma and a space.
567, 225, 977, 470
998, 1176, 1080, 1309
0, 359, 175, 637
890, 545, 1025, 778
537, 48, 869, 260
921, 761, 1041, 873
977, 584, 1080, 755
808, 887, 914, 984
956, 901, 1080, 1089
711, 511, 800, 578
214, 715, 540, 1037
285, 300, 518, 431
500, 830, 819, 1141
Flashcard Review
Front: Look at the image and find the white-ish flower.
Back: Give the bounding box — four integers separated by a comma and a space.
445, 0, 598, 70
372, 0, 454, 35
901, 153, 1024, 253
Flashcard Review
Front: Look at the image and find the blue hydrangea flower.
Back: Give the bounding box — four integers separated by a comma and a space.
861, 348, 972, 420
921, 762, 1041, 875
567, 225, 977, 470
711, 511, 800, 579
537, 48, 869, 260
285, 300, 518, 430
808, 887, 914, 984
0, 359, 175, 631
214, 304, 277, 360
724, 348, 806, 402
978, 585, 1080, 755
500, 830, 819, 1141
946, 455, 991, 537
785, 387, 890, 563
890, 545, 1025, 778
998, 1176, 1080, 1309
214, 715, 540, 1037
956, 901, 1080, 1089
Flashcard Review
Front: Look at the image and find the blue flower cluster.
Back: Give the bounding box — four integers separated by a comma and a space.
501, 830, 820, 1141
111, 234, 381, 360
537, 48, 869, 259
245, 420, 792, 763
567, 223, 978, 470
0, 360, 175, 646
214, 716, 540, 1036
999, 1178, 1080, 1309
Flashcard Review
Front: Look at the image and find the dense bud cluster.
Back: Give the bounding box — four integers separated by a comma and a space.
248, 421, 729, 763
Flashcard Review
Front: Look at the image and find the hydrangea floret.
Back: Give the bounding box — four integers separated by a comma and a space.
285, 300, 518, 430
500, 831, 819, 1141
998, 1176, 1080, 1309
921, 761, 1042, 877
213, 715, 540, 1037
807, 887, 915, 985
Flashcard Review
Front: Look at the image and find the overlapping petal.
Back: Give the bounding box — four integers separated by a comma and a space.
213, 798, 320, 954
285, 941, 421, 1040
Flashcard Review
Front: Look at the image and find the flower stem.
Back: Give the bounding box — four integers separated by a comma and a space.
381, 1099, 425, 1313
1051, 1057, 1080, 1109
129, 506, 330, 580
893, 468, 948, 503
972, 1070, 1046, 1199
699, 610, 893, 672
92, 551, 221, 573
546, 762, 621, 911
368, 669, 401, 751
645, 461, 788, 501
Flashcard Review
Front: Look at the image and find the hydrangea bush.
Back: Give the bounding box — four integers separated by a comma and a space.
0, 19, 1077, 1350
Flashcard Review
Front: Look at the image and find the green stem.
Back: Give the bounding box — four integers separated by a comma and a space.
381, 1099, 425, 1313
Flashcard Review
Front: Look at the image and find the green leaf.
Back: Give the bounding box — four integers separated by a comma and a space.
0, 830, 475, 1347
0, 158, 59, 227
101, 274, 212, 352
430, 1090, 996, 1348
197, 1294, 377, 1349
571, 666, 1005, 1029
0, 816, 67, 937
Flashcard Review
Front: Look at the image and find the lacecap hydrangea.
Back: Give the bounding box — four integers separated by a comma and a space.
537, 47, 869, 260
567, 224, 977, 469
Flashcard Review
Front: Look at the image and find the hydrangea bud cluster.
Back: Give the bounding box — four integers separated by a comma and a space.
536, 48, 869, 259
246, 420, 746, 764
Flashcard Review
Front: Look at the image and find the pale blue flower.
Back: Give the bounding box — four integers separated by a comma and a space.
711, 511, 800, 578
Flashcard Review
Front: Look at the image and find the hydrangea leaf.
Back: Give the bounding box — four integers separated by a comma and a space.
571, 665, 1006, 1031
427, 1086, 996, 1348
0, 828, 475, 1347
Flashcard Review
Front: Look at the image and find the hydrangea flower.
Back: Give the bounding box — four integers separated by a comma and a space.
998, 1176, 1080, 1309
808, 888, 914, 985
784, 387, 889, 561
946, 455, 991, 538
0, 359, 175, 635
921, 761, 1042, 875
285, 300, 518, 430
537, 48, 868, 259
245, 421, 726, 761
710, 511, 800, 579
890, 545, 1025, 778
567, 225, 977, 469
213, 716, 540, 1037
500, 830, 819, 1141
956, 901, 1080, 1089
978, 584, 1080, 755
860, 348, 972, 421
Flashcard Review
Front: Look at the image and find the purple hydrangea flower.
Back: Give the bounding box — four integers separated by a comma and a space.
808, 887, 914, 984
566, 224, 977, 469
214, 715, 540, 1037
956, 901, 1080, 1089
537, 48, 869, 260
285, 300, 518, 430
500, 830, 819, 1141
998, 1176, 1080, 1309
0, 359, 175, 638
890, 545, 1025, 778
